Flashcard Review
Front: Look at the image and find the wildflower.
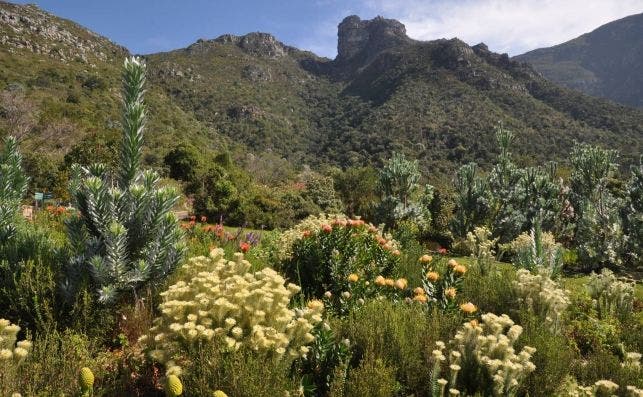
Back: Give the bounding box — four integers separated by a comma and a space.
385, 278, 395, 287
166, 375, 183, 397
445, 287, 457, 299
239, 242, 251, 253
419, 254, 433, 263
460, 302, 477, 314
324, 291, 332, 298
302, 230, 311, 238
447, 259, 458, 268
392, 249, 401, 256
413, 287, 425, 295
438, 247, 447, 254
413, 294, 428, 303
375, 276, 386, 286
213, 391, 228, 397
426, 271, 440, 282
341, 291, 351, 299
394, 278, 408, 289
200, 215, 207, 223
453, 265, 467, 276
347, 273, 359, 283
321, 224, 332, 233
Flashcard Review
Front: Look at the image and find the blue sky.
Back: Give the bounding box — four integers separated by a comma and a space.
12, 0, 643, 57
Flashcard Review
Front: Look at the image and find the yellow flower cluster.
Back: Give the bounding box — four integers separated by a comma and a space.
273, 214, 399, 261
465, 226, 498, 269
514, 269, 570, 333
563, 378, 643, 397
140, 249, 323, 374
450, 313, 536, 397
0, 319, 32, 364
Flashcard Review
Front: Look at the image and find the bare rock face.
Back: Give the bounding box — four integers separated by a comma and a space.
211, 32, 288, 58
336, 15, 411, 62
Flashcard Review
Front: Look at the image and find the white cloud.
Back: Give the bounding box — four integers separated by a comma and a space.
360, 0, 643, 55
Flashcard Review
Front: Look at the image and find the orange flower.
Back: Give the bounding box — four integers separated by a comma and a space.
321, 224, 332, 233
447, 259, 458, 268
347, 273, 359, 283
413, 287, 425, 295
377, 236, 387, 245
392, 249, 401, 256
413, 294, 428, 303
384, 278, 395, 287
419, 254, 433, 263
460, 302, 477, 314
426, 271, 440, 282
239, 242, 251, 253
374, 275, 386, 286
453, 264, 467, 276
302, 230, 311, 238
394, 278, 408, 290
445, 287, 457, 299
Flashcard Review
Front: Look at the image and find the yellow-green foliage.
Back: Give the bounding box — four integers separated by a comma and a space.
587, 269, 635, 320
514, 269, 570, 333
141, 249, 323, 374
0, 319, 31, 364
271, 213, 399, 262
450, 313, 536, 397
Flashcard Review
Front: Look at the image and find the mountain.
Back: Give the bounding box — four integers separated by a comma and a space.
514, 13, 643, 108
146, 15, 642, 175
1, 2, 641, 191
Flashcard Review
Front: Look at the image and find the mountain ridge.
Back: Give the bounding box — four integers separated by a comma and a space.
514, 12, 643, 108
0, 2, 641, 193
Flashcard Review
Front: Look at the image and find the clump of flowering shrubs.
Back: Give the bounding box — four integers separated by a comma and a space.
277, 214, 400, 313
443, 313, 537, 397
514, 269, 570, 333
562, 378, 643, 397
415, 256, 472, 312
180, 216, 260, 256
140, 249, 323, 375
0, 319, 32, 396
586, 269, 635, 321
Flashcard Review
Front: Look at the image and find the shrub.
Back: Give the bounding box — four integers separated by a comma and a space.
338, 300, 461, 396
448, 313, 537, 396
586, 269, 635, 321
465, 226, 498, 276
141, 249, 323, 374
514, 269, 570, 333
0, 319, 32, 396
502, 222, 563, 277
181, 343, 298, 397
277, 215, 400, 313
64, 57, 184, 305
344, 355, 399, 397
419, 257, 470, 312
0, 135, 28, 242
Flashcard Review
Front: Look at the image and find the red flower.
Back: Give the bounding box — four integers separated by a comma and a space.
302, 230, 311, 238
189, 215, 196, 221
437, 247, 447, 254
322, 224, 332, 233
239, 242, 251, 253
200, 215, 207, 223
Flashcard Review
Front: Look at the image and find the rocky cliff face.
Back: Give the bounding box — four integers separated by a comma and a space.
186, 32, 293, 59
336, 15, 412, 62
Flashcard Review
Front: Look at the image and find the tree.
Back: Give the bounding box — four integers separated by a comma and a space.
64, 57, 185, 305
376, 152, 434, 229
622, 155, 642, 267
450, 162, 489, 239
569, 143, 624, 270
0, 136, 28, 242
333, 166, 379, 219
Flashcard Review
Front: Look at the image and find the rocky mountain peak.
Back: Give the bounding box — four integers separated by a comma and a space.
196, 32, 289, 58
336, 15, 411, 62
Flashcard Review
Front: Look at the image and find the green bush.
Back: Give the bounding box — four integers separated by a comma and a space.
344, 355, 398, 397
181, 343, 298, 397
279, 216, 400, 313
